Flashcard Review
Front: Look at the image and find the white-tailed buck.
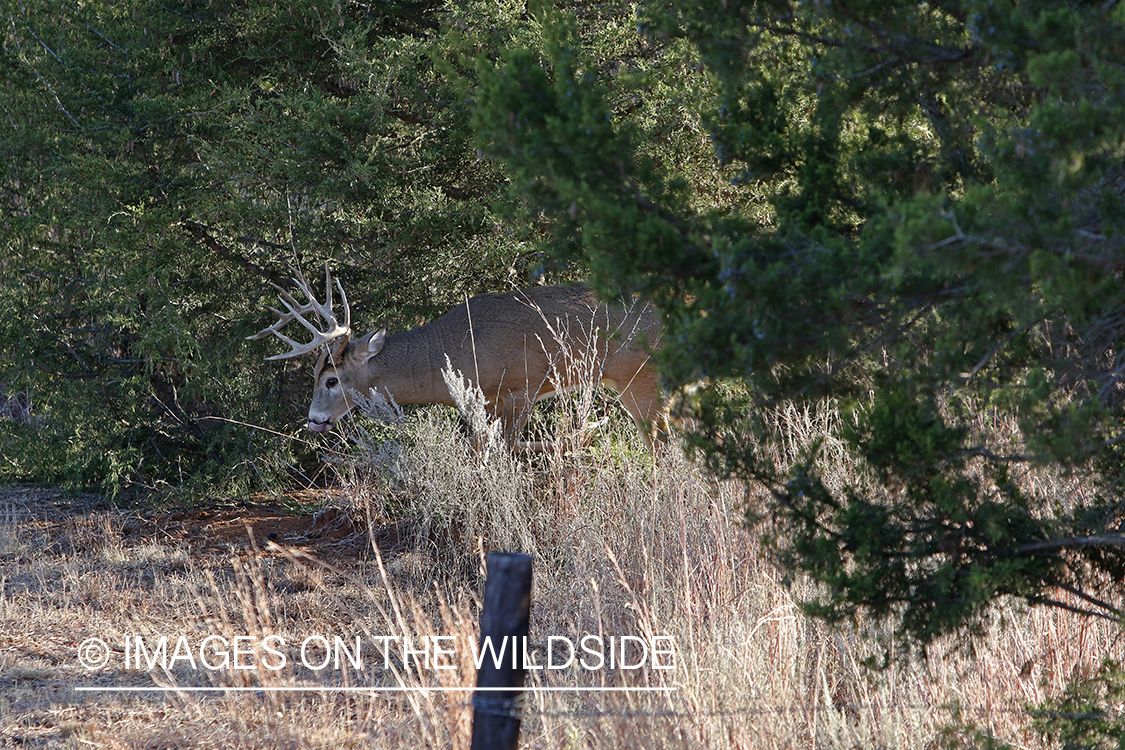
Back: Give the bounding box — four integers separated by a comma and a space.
249, 267, 666, 451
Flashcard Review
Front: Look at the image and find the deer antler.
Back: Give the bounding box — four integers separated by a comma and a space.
247, 264, 352, 360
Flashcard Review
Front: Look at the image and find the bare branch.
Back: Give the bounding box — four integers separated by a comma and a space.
1020, 533, 1125, 554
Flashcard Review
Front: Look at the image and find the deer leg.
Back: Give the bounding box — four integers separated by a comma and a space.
497, 391, 561, 453
610, 364, 668, 451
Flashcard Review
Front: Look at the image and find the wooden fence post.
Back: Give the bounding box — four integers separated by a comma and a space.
470, 552, 533, 750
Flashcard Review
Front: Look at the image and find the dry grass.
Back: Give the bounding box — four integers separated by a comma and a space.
0, 379, 1121, 748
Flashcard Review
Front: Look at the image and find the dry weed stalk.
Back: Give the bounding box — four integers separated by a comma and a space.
1, 367, 1121, 748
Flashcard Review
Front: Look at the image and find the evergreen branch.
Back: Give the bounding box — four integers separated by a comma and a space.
799, 301, 934, 398
8, 16, 80, 128
962, 321, 1036, 381
69, 0, 128, 58
956, 446, 1031, 463
179, 221, 287, 287
737, 20, 848, 51
1042, 577, 1124, 620
927, 213, 1125, 270
1026, 594, 1121, 622
384, 108, 436, 128
1020, 533, 1125, 554
890, 444, 1034, 481
30, 359, 92, 379
834, 0, 982, 66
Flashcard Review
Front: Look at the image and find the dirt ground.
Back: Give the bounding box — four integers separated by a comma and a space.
0, 486, 415, 561
0, 485, 427, 749
124, 498, 368, 560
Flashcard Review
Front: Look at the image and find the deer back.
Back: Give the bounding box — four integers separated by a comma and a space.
348, 285, 659, 408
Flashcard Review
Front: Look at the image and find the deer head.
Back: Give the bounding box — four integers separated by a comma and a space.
248, 265, 383, 433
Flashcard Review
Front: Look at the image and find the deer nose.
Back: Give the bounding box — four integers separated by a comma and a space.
307, 419, 331, 433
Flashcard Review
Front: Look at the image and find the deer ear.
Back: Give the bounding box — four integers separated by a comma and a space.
359, 329, 386, 362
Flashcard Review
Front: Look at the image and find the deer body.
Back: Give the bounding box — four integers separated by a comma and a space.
251, 273, 664, 450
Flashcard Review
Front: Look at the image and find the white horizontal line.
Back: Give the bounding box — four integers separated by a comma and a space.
75, 686, 676, 693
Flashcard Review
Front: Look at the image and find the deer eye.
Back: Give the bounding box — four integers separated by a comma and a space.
325, 377, 339, 389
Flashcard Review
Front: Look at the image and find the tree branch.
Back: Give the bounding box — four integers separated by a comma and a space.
1020, 533, 1125, 554
179, 221, 287, 287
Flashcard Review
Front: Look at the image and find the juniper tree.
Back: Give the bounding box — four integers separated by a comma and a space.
0, 0, 525, 493
472, 0, 1125, 652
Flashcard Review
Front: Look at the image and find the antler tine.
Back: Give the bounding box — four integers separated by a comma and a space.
336, 276, 351, 331
247, 264, 353, 360
315, 265, 351, 333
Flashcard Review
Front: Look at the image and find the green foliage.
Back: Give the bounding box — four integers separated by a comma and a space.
1032, 659, 1125, 750
0, 0, 532, 496
941, 659, 1125, 749
470, 0, 1125, 649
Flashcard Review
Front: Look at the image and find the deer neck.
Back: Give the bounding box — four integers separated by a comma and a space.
362, 326, 452, 407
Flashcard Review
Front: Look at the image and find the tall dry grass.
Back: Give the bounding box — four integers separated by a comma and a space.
0, 345, 1120, 748
323, 356, 1121, 748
